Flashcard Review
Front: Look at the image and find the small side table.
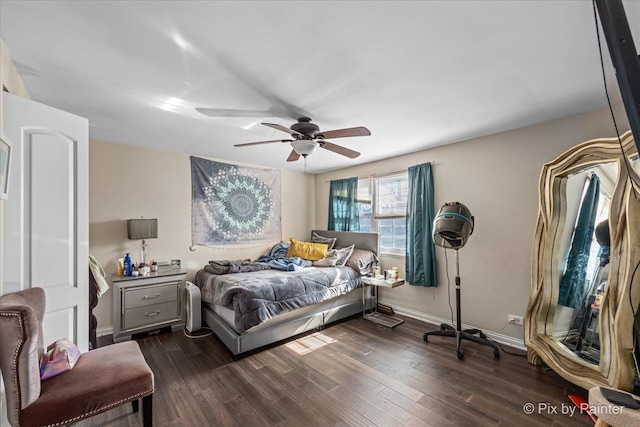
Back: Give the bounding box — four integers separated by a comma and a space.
361, 276, 405, 328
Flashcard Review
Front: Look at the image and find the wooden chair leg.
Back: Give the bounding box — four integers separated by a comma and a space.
142, 394, 153, 427
132, 398, 139, 413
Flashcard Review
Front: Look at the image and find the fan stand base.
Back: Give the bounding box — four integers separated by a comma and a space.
423, 249, 500, 360
424, 325, 500, 360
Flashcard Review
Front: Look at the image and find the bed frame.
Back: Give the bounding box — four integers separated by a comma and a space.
201, 230, 379, 358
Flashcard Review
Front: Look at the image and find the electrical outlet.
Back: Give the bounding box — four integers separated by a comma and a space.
508, 314, 524, 325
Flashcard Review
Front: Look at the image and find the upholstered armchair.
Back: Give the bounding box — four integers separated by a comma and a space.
0, 287, 154, 426
589, 386, 640, 426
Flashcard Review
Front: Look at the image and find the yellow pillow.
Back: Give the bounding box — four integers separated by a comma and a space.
287, 238, 328, 261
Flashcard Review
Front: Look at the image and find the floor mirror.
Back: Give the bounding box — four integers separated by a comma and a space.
525, 131, 640, 391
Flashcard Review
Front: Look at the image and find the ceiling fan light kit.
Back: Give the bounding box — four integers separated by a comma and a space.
291, 140, 318, 157
232, 117, 371, 162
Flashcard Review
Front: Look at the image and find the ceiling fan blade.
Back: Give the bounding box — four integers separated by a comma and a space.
320, 141, 361, 158
286, 150, 301, 162
216, 54, 312, 120
234, 139, 291, 147
196, 108, 290, 118
317, 126, 371, 139
262, 122, 303, 136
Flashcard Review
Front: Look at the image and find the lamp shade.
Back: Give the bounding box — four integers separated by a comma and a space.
291, 140, 318, 157
127, 219, 158, 240
432, 202, 474, 249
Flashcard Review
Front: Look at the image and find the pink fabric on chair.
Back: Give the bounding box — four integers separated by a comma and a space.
39, 338, 82, 380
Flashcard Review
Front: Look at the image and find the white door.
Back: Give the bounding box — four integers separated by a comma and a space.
2, 92, 89, 352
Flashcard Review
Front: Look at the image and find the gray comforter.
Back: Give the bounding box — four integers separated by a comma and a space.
194, 266, 361, 332
205, 260, 270, 275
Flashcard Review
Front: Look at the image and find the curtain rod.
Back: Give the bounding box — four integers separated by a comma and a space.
322, 162, 435, 183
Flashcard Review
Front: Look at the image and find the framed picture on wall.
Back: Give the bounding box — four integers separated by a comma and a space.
0, 134, 12, 199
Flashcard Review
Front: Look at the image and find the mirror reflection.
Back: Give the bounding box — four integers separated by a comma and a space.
552, 161, 618, 365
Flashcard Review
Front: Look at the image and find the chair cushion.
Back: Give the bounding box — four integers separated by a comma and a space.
589, 386, 640, 427
21, 341, 153, 426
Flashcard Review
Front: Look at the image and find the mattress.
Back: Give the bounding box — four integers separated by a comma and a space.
195, 265, 362, 332
207, 289, 364, 334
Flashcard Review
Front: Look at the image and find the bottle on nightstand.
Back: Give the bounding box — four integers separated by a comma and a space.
123, 253, 133, 277
372, 264, 381, 278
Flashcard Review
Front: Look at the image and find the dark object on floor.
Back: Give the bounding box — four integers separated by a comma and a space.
0, 287, 154, 427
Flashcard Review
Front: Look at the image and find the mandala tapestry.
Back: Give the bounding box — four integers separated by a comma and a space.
191, 157, 282, 245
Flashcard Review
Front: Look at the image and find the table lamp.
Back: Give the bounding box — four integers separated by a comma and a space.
127, 218, 158, 265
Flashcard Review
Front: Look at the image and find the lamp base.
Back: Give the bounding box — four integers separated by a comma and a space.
140, 239, 147, 266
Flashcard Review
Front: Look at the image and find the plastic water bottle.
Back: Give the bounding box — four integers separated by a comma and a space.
123, 253, 133, 277
593, 281, 607, 308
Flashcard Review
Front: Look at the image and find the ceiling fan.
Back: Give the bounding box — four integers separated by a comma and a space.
234, 117, 371, 162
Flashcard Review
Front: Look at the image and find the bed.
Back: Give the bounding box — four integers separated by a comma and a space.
195, 230, 379, 358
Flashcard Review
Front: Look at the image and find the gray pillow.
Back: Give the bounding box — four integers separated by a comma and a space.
311, 232, 337, 250
312, 249, 339, 267
345, 249, 379, 275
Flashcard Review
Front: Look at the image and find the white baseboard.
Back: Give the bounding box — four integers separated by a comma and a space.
381, 301, 527, 351
97, 326, 113, 337
97, 306, 526, 351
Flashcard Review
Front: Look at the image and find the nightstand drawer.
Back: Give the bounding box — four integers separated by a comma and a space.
123, 301, 180, 330
124, 281, 179, 309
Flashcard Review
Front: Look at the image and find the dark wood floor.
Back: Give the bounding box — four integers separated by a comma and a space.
79, 316, 593, 427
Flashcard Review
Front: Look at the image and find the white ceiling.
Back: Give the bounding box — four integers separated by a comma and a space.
1, 1, 639, 173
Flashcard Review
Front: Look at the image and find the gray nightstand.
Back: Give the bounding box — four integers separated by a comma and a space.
112, 270, 187, 342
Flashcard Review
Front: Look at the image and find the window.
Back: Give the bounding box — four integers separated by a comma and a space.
583, 184, 611, 291
357, 173, 408, 255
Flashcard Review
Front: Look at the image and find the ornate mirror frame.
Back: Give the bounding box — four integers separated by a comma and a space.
525, 131, 640, 391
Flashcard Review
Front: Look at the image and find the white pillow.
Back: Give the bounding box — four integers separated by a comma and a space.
312, 249, 339, 267
334, 244, 355, 267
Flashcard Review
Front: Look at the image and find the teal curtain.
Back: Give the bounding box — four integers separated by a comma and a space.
328, 177, 360, 231
405, 163, 437, 287
559, 175, 600, 309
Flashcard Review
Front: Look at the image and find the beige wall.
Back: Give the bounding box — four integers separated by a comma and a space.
0, 38, 30, 296
0, 37, 30, 427
0, 38, 30, 106
89, 139, 315, 333
314, 107, 628, 344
